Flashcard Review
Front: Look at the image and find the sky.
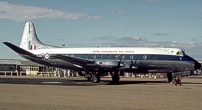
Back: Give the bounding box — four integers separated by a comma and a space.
0, 0, 202, 59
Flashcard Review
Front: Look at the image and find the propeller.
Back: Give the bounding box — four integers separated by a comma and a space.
117, 55, 125, 68
130, 59, 137, 69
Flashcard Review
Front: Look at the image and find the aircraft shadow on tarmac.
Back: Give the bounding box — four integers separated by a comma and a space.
179, 82, 202, 85
105, 80, 168, 85
0, 77, 168, 86
0, 77, 100, 86
0, 77, 202, 86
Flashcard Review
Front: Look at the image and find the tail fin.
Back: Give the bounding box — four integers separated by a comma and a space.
20, 22, 60, 50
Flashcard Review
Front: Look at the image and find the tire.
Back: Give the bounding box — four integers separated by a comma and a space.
112, 75, 120, 83
92, 75, 100, 83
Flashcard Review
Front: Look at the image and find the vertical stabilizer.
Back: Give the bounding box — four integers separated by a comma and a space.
20, 22, 43, 50
20, 22, 60, 50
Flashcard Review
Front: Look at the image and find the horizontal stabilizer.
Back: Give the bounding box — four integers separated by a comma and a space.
3, 42, 34, 56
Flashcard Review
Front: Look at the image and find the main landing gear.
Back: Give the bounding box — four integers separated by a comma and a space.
92, 73, 101, 83
167, 72, 173, 84
84, 70, 121, 83
84, 71, 101, 83
110, 71, 120, 83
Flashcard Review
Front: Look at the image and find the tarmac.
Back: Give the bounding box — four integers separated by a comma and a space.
0, 76, 202, 110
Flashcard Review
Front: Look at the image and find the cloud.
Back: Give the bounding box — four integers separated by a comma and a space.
0, 2, 100, 22
187, 36, 202, 42
196, 17, 202, 19
120, 36, 148, 42
97, 36, 202, 59
191, 38, 199, 41
95, 36, 148, 42
111, 11, 123, 15
94, 36, 118, 41
147, 0, 162, 2
153, 33, 168, 36
196, 36, 202, 38
87, 16, 101, 20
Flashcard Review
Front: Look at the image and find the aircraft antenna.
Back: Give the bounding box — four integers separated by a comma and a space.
183, 48, 185, 52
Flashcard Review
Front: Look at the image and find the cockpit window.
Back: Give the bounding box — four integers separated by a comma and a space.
176, 51, 180, 55
176, 51, 184, 56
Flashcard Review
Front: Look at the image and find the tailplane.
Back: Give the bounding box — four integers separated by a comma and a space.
20, 22, 60, 50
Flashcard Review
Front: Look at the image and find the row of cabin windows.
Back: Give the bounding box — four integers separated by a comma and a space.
66, 54, 158, 60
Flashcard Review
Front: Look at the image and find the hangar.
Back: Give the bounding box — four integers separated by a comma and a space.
0, 59, 56, 76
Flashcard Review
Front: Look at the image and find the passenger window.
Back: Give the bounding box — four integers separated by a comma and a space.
115, 55, 119, 60
124, 55, 130, 60
151, 55, 156, 60
98, 55, 103, 59
121, 55, 125, 60
84, 54, 88, 59
130, 55, 134, 60
91, 55, 96, 59
80, 54, 85, 58
102, 54, 107, 59
176, 51, 180, 55
143, 55, 147, 60
111, 55, 116, 59
107, 54, 111, 59
76, 54, 80, 58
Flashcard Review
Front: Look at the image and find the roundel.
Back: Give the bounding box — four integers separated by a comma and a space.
44, 53, 50, 60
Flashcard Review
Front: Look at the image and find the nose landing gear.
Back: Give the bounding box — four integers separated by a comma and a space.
167, 72, 173, 84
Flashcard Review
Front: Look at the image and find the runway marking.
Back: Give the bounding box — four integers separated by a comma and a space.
41, 82, 63, 84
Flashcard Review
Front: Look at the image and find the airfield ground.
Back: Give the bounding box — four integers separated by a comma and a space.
0, 76, 202, 110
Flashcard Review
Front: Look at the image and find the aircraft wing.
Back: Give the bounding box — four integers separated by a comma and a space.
3, 42, 52, 66
21, 55, 52, 66
3, 42, 36, 56
55, 54, 95, 66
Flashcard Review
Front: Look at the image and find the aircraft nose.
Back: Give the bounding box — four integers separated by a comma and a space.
195, 61, 201, 70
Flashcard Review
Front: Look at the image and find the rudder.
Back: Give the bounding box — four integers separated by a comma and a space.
20, 22, 43, 50
19, 22, 60, 50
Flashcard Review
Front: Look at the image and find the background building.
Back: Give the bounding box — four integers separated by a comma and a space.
0, 59, 56, 76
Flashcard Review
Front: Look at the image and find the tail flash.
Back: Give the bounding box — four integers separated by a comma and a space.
20, 22, 43, 50
20, 22, 60, 50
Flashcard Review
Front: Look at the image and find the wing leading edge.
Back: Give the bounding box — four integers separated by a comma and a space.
3, 42, 35, 56
3, 42, 52, 66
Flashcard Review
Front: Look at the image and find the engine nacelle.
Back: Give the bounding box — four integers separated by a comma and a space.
117, 61, 126, 68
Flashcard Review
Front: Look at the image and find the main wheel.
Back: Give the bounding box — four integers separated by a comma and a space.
112, 75, 120, 83
85, 73, 92, 81
92, 75, 100, 83
111, 71, 120, 83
